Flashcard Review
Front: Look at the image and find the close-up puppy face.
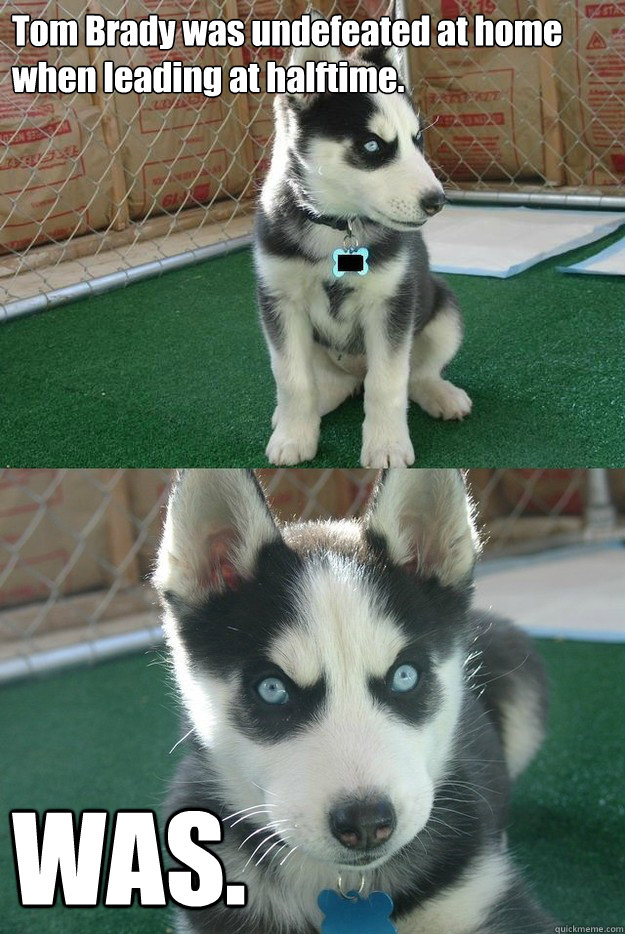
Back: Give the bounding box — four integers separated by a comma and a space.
279, 46, 445, 229
155, 470, 477, 870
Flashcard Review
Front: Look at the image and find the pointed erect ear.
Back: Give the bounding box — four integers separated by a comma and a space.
351, 44, 407, 86
351, 0, 406, 89
365, 469, 480, 587
289, 9, 341, 65
154, 470, 280, 603
288, 43, 342, 68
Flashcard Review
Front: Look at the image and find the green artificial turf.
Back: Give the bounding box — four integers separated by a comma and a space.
0, 639, 623, 933
3, 225, 625, 467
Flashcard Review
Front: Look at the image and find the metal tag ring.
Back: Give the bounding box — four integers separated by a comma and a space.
344, 217, 358, 252
337, 872, 366, 900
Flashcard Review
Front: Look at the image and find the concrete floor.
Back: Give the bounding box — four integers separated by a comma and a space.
475, 543, 625, 641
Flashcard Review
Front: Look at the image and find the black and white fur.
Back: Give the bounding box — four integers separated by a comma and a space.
254, 27, 472, 467
155, 469, 553, 934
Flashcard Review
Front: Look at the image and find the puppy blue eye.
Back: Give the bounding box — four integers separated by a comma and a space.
391, 664, 419, 693
257, 677, 289, 705
363, 139, 380, 153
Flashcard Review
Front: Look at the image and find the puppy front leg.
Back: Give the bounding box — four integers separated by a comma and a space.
361, 318, 414, 467
263, 298, 320, 465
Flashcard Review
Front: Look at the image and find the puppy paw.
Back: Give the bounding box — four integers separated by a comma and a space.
266, 423, 319, 465
360, 428, 415, 467
410, 378, 472, 421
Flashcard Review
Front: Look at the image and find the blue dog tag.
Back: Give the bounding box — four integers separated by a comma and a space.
332, 247, 369, 278
318, 888, 397, 934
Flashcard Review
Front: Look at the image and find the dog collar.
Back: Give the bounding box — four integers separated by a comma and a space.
300, 210, 371, 277
331, 219, 369, 278
302, 209, 356, 232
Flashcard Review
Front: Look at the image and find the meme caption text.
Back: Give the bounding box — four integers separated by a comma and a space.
12, 12, 564, 98
10, 810, 247, 909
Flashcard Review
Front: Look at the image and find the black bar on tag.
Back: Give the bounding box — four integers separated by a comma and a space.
337, 253, 364, 272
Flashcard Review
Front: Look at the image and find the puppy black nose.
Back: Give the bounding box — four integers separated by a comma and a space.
420, 190, 446, 216
329, 797, 396, 850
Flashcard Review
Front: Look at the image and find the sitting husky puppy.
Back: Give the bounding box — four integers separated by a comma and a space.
155, 469, 553, 934
254, 24, 472, 467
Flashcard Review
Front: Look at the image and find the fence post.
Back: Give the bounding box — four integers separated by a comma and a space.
585, 468, 617, 533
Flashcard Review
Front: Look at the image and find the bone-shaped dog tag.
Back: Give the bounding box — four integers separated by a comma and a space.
318, 888, 397, 934
332, 247, 369, 278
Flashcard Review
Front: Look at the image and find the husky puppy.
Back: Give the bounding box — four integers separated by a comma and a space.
254, 26, 472, 467
155, 469, 553, 934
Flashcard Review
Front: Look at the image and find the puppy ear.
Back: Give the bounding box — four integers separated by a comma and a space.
288, 9, 342, 68
283, 9, 343, 109
364, 469, 480, 587
350, 0, 407, 89
351, 44, 407, 86
154, 470, 280, 603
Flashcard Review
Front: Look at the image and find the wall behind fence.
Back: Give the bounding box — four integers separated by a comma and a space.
0, 468, 623, 680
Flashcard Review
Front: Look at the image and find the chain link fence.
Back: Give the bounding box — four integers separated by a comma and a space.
1, 1, 623, 316
1, 467, 623, 682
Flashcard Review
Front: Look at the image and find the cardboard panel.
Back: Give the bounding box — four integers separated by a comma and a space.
553, 0, 625, 186
110, 0, 249, 220
408, 1, 545, 181
0, 0, 113, 253
0, 471, 110, 613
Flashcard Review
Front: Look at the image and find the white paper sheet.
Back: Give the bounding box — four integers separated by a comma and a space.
559, 235, 625, 277
422, 204, 625, 278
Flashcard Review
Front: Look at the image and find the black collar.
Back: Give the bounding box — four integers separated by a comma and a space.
301, 208, 362, 233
